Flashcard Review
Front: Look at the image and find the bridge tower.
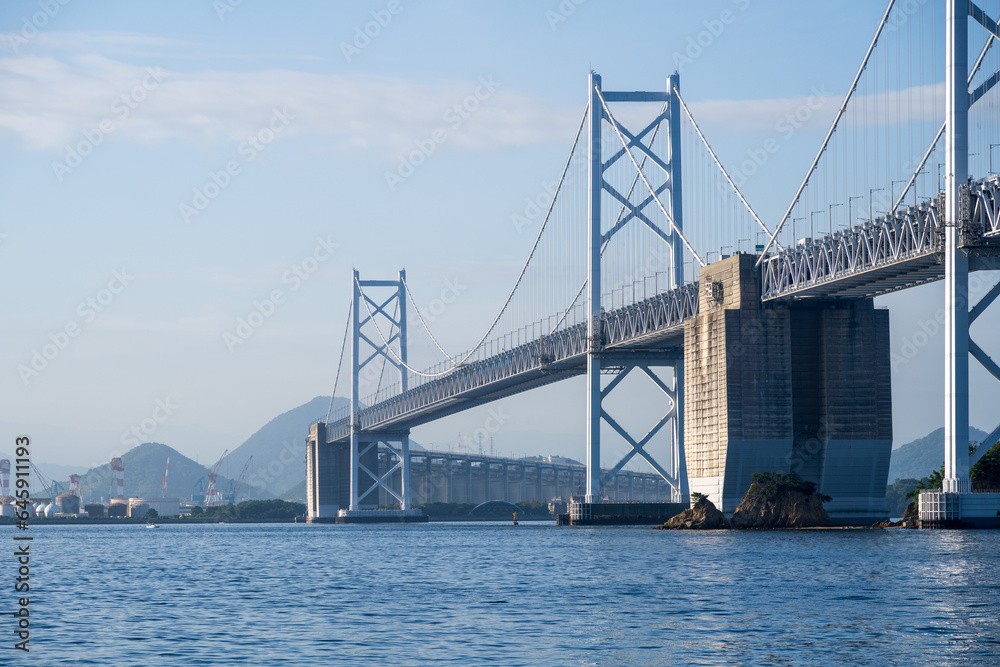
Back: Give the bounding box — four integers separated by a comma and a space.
348, 270, 412, 512
943, 0, 972, 494
584, 71, 689, 504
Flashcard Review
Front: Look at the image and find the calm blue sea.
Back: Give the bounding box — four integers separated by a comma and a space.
6, 522, 1000, 666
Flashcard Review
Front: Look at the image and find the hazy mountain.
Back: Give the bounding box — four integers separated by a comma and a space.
888, 426, 990, 482
57, 442, 239, 504
227, 396, 347, 496
0, 454, 89, 493
282, 479, 307, 503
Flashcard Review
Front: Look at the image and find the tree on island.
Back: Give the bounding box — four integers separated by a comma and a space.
907, 463, 944, 507
746, 471, 831, 503
971, 441, 1000, 490
144, 508, 159, 520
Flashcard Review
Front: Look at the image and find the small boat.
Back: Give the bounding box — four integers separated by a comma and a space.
146, 522, 160, 529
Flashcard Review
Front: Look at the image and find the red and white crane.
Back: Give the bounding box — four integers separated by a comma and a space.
203, 449, 227, 507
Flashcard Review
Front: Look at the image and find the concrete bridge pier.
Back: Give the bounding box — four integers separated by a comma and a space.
684, 254, 893, 524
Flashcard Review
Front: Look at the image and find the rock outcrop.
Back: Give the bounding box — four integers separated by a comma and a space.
655, 497, 730, 530
730, 472, 834, 529
872, 502, 919, 528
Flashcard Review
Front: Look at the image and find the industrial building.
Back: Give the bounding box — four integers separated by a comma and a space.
127, 497, 181, 518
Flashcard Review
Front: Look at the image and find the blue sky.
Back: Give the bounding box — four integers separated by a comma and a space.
2, 0, 999, 473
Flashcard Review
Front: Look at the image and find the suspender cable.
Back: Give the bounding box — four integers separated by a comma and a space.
326, 300, 352, 423
357, 106, 589, 379
892, 35, 996, 213
757, 0, 897, 266
675, 89, 779, 249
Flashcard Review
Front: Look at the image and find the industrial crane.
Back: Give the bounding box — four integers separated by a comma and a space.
203, 449, 228, 507
227, 456, 253, 505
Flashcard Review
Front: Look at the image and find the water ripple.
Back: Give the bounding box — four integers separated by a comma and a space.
16, 523, 1000, 665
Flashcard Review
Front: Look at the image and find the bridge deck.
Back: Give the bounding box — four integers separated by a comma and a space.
762, 179, 1000, 301
326, 283, 697, 442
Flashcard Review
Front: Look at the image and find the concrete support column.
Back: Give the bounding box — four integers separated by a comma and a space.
425, 456, 433, 505
400, 436, 411, 510
446, 459, 453, 503
467, 461, 473, 503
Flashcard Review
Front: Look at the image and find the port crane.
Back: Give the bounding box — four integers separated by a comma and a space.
203, 449, 228, 507
227, 456, 253, 504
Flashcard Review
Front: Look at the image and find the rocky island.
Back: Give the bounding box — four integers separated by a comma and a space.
657, 472, 834, 530
655, 492, 730, 529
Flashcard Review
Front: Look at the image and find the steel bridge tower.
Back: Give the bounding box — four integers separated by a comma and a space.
923, 0, 1000, 527
584, 72, 689, 504
349, 270, 412, 512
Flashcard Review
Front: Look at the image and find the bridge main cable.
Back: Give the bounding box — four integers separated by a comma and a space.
355, 106, 590, 379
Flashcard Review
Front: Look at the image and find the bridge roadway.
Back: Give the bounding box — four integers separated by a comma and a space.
326, 178, 1000, 444
762, 177, 1000, 301
327, 281, 698, 442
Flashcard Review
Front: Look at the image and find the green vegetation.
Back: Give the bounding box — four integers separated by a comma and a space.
885, 478, 920, 517
906, 463, 944, 505
971, 441, 1000, 490
197, 499, 305, 521
888, 427, 990, 481
691, 492, 709, 506
144, 508, 159, 520
746, 472, 831, 502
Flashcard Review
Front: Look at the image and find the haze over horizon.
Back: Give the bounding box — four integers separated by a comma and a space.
3, 0, 999, 471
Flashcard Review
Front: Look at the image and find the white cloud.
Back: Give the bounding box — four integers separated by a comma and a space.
0, 50, 578, 157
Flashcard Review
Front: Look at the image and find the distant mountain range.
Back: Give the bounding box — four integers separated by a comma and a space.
20, 396, 347, 504
68, 442, 238, 505
888, 426, 991, 482
225, 395, 347, 498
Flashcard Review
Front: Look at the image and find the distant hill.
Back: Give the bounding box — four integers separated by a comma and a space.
888, 426, 990, 482
227, 396, 347, 497
60, 442, 239, 504
282, 479, 307, 504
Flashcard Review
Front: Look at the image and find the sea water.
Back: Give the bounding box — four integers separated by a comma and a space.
10, 522, 1000, 665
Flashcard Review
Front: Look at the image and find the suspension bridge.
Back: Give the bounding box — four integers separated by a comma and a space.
307, 0, 1000, 527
